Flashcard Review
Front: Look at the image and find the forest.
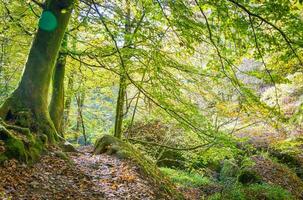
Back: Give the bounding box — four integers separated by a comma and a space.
0, 0, 303, 199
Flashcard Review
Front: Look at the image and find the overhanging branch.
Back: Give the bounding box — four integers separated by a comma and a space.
127, 138, 214, 151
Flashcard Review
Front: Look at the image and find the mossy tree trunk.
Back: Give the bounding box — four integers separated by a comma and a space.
114, 0, 131, 139
114, 75, 127, 139
63, 74, 74, 131
0, 0, 75, 143
49, 35, 68, 137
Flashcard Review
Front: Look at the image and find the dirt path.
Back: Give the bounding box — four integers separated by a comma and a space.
0, 147, 159, 200
71, 147, 156, 200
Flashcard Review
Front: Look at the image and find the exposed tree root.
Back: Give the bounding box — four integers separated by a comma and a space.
0, 98, 60, 163
0, 121, 44, 163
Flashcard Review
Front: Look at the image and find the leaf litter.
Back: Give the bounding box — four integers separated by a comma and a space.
0, 146, 161, 200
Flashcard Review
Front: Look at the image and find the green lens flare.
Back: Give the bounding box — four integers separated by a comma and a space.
38, 11, 57, 32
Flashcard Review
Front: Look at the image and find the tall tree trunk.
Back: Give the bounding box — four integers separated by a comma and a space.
49, 35, 68, 137
63, 2, 79, 133
0, 0, 75, 143
114, 0, 131, 139
114, 75, 127, 138
63, 74, 74, 131
76, 92, 86, 145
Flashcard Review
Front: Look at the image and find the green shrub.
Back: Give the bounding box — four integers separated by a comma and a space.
208, 183, 294, 200
160, 167, 210, 187
245, 184, 294, 200
219, 159, 239, 183
188, 145, 239, 171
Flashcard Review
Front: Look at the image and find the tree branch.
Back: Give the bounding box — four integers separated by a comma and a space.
127, 138, 214, 151
227, 0, 303, 66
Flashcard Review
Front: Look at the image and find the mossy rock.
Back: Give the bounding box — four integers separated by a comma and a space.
94, 135, 184, 200
156, 149, 185, 169
60, 141, 77, 152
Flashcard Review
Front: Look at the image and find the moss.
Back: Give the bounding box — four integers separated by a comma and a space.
208, 183, 295, 200
39, 134, 48, 144
157, 150, 185, 169
94, 135, 184, 200
54, 151, 67, 159
54, 151, 72, 163
1, 125, 23, 159
28, 138, 44, 162
160, 167, 210, 187
15, 111, 32, 127
5, 124, 31, 136
5, 136, 28, 162
36, 117, 57, 143
28, 147, 40, 161
0, 101, 59, 164
5, 138, 43, 164
0, 153, 8, 163
0, 123, 44, 164
49, 47, 66, 135
0, 0, 75, 162
60, 141, 77, 152
237, 169, 261, 185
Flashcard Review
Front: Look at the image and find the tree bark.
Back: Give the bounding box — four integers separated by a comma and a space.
49, 35, 67, 137
76, 92, 87, 145
0, 0, 75, 142
114, 75, 127, 138
63, 74, 74, 131
114, 0, 131, 139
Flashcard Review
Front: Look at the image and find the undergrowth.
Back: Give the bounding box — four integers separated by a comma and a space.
160, 167, 210, 187
208, 183, 294, 200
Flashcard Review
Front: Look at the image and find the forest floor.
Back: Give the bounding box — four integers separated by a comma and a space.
1, 138, 302, 199
0, 146, 168, 200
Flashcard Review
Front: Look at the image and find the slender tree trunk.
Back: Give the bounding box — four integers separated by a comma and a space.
63, 74, 74, 130
49, 35, 68, 137
0, 39, 4, 75
63, 3, 79, 133
114, 0, 131, 139
0, 0, 75, 142
76, 92, 87, 145
114, 75, 127, 138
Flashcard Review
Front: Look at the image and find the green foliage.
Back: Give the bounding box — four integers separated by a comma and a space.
240, 157, 256, 169
208, 184, 294, 200
1, 0, 303, 198
188, 140, 241, 171
160, 167, 210, 188
219, 159, 239, 183
271, 138, 303, 155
